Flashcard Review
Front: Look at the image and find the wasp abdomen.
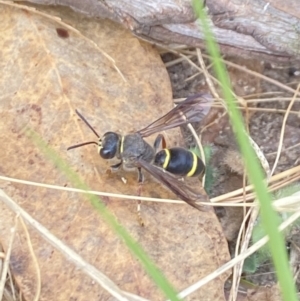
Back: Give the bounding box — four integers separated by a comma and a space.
154, 147, 205, 177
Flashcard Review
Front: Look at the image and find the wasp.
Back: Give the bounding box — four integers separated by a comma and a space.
67, 93, 212, 210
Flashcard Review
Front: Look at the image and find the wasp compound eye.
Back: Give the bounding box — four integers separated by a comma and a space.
99, 132, 120, 159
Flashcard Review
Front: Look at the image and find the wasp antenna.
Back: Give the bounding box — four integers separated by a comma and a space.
67, 141, 98, 151
75, 109, 100, 138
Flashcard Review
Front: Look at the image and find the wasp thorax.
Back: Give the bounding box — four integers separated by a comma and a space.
99, 132, 120, 159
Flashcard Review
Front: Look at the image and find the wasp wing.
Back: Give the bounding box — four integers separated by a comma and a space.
135, 159, 209, 211
137, 93, 212, 138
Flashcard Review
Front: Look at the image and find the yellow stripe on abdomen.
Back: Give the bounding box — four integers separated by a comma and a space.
162, 149, 170, 169
187, 152, 197, 177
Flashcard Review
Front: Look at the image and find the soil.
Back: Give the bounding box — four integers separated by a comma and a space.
162, 51, 300, 290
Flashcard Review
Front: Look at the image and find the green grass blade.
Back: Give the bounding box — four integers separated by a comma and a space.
27, 129, 180, 301
192, 1, 298, 300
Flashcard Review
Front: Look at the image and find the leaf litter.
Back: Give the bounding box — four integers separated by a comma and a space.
162, 45, 300, 300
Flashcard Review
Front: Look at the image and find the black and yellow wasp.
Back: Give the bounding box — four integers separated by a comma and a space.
68, 93, 212, 210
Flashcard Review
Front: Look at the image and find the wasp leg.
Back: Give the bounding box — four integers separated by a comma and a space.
137, 167, 144, 183
106, 160, 122, 175
153, 134, 166, 152
136, 167, 145, 226
110, 160, 122, 170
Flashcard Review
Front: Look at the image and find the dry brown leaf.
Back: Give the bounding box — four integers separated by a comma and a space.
246, 285, 282, 301
228, 284, 281, 301
0, 4, 230, 301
